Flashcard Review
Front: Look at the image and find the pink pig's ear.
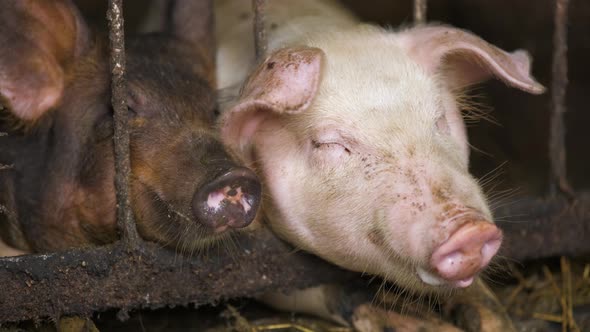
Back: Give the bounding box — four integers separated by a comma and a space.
0, 0, 90, 122
398, 25, 545, 94
220, 47, 324, 161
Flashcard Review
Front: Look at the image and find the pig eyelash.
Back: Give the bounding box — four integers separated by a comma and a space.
312, 140, 351, 154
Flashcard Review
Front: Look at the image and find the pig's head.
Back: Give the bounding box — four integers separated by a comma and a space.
123, 36, 261, 250
220, 26, 544, 292
0, 0, 261, 252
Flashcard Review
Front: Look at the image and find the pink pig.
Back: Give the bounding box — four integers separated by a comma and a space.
215, 0, 544, 294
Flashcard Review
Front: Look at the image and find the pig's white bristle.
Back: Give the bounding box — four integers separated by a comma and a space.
175, 222, 240, 262
473, 253, 511, 293
475, 161, 520, 210
477, 161, 507, 189
371, 269, 455, 317
453, 86, 497, 126
487, 187, 522, 216
150, 195, 237, 260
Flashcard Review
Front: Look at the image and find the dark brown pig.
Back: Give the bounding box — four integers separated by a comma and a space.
0, 0, 261, 254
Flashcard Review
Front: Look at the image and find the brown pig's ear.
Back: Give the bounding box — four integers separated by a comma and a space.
398, 25, 545, 94
168, 0, 215, 86
220, 47, 324, 162
169, 0, 214, 51
0, 0, 90, 121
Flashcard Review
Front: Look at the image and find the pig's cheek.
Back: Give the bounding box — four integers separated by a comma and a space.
441, 92, 469, 164
382, 202, 430, 264
378, 176, 440, 265
74, 188, 117, 228
264, 164, 317, 242
254, 128, 315, 239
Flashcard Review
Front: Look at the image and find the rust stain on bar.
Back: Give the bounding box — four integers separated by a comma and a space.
107, 0, 140, 245
549, 0, 574, 198
414, 0, 427, 24
0, 228, 352, 322
253, 0, 267, 60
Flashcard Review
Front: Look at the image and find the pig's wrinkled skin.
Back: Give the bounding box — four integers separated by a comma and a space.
0, 0, 261, 255
216, 0, 544, 295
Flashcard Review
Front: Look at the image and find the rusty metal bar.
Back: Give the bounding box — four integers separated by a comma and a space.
495, 192, 590, 261
413, 0, 427, 24
106, 0, 140, 245
549, 0, 573, 198
0, 149, 10, 217
0, 227, 353, 322
253, 0, 267, 60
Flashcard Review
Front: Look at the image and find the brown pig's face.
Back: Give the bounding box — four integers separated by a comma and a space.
122, 38, 262, 250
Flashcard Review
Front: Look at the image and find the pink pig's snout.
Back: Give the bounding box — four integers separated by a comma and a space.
424, 221, 502, 288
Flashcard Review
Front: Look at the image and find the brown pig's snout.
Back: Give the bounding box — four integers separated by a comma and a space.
192, 167, 262, 232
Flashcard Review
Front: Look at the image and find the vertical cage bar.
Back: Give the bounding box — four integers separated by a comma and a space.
414, 0, 427, 24
107, 0, 140, 245
253, 0, 267, 60
549, 0, 573, 197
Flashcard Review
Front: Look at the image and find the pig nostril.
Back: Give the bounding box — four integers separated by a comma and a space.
207, 190, 227, 209
480, 237, 502, 267
192, 167, 262, 231
441, 251, 463, 270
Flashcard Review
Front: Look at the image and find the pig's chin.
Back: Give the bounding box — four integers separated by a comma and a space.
378, 263, 478, 295
132, 181, 229, 251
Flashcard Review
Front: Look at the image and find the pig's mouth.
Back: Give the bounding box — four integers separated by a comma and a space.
416, 266, 475, 288
132, 179, 231, 250
415, 213, 503, 289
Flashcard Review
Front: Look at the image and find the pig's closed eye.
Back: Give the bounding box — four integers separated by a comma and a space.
312, 140, 351, 161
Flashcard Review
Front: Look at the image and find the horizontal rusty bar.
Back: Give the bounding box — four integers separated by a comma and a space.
0, 227, 352, 322
496, 192, 590, 261
1, 192, 589, 322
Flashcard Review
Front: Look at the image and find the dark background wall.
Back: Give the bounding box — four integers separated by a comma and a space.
340, 0, 590, 196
